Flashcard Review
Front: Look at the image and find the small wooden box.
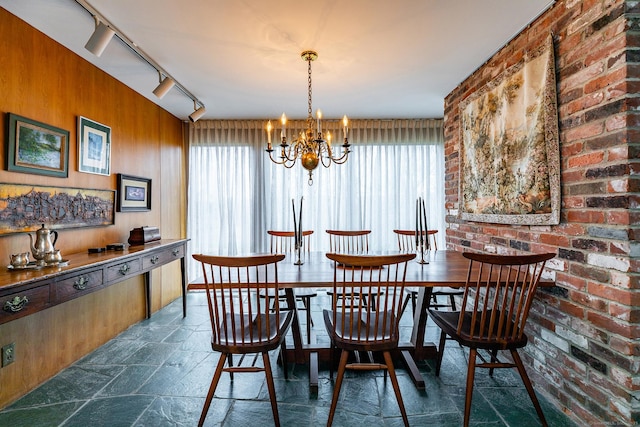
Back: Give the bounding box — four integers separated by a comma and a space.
128, 226, 161, 245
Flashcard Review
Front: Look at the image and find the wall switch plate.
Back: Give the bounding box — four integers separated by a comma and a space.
2, 343, 15, 366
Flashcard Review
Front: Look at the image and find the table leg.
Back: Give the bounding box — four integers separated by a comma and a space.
144, 271, 151, 319
309, 352, 319, 394
284, 288, 305, 364
410, 287, 434, 361
180, 256, 187, 318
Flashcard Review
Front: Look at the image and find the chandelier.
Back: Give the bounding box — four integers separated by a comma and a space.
266, 50, 350, 185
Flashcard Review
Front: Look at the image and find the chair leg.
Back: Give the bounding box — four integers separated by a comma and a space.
511, 350, 548, 427
449, 294, 457, 310
303, 296, 312, 344
280, 339, 289, 380
199, 353, 227, 427
382, 351, 409, 427
488, 349, 498, 376
435, 330, 447, 376
463, 348, 477, 427
262, 352, 281, 427
327, 350, 349, 427
410, 292, 416, 315
399, 294, 411, 319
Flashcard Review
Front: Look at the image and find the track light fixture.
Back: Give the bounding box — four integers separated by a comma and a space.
152, 73, 175, 99
189, 102, 206, 122
75, 0, 205, 121
84, 19, 115, 57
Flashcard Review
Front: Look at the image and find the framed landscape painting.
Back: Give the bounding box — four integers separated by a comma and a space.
6, 113, 69, 177
117, 173, 151, 212
78, 116, 111, 176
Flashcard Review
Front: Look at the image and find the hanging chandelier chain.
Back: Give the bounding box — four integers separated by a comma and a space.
307, 56, 313, 124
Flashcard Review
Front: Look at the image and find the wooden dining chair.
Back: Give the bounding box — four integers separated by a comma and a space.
192, 253, 293, 427
325, 229, 374, 308
428, 252, 555, 427
263, 230, 317, 344
323, 252, 416, 427
326, 229, 370, 253
393, 229, 463, 318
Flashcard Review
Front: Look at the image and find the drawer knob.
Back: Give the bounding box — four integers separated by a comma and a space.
172, 249, 180, 257
119, 264, 130, 275
150, 256, 159, 264
73, 276, 89, 290
4, 296, 29, 313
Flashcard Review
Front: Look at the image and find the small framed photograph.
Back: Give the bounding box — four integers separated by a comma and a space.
117, 173, 151, 212
6, 113, 69, 177
78, 116, 111, 176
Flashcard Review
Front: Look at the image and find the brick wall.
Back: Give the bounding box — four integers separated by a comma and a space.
443, 0, 640, 425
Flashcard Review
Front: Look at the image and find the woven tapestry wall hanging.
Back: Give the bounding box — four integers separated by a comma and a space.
459, 34, 560, 225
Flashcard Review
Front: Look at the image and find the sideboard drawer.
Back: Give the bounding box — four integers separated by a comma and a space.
142, 245, 185, 270
0, 285, 50, 324
107, 259, 141, 282
54, 270, 104, 303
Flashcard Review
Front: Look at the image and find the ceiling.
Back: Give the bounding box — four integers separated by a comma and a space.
1, 0, 555, 121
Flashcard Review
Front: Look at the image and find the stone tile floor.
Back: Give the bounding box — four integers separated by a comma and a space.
0, 291, 577, 426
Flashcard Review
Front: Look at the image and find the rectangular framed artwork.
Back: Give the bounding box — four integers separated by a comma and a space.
5, 113, 69, 177
78, 116, 111, 176
0, 183, 115, 235
459, 34, 560, 225
117, 173, 151, 212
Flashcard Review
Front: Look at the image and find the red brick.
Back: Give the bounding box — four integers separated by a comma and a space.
561, 141, 584, 157
558, 299, 586, 317
561, 170, 585, 184
564, 122, 605, 144
607, 210, 630, 225
540, 233, 570, 247
587, 311, 640, 338
607, 145, 628, 161
566, 210, 606, 223
568, 151, 606, 168
557, 223, 587, 236
556, 271, 587, 290
570, 289, 608, 311
587, 282, 640, 305
584, 66, 627, 94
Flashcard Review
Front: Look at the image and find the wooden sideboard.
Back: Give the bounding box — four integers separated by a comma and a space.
0, 239, 188, 325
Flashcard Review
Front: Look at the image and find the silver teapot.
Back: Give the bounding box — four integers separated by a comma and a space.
28, 224, 58, 264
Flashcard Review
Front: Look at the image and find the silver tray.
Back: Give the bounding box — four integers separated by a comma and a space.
7, 259, 70, 271
7, 262, 43, 271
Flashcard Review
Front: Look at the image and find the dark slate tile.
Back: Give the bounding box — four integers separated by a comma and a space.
76, 339, 147, 366
63, 395, 155, 427
117, 324, 181, 343
137, 352, 216, 397
8, 365, 124, 409
123, 342, 177, 365
313, 405, 384, 427
97, 365, 159, 397
224, 400, 313, 427
134, 396, 230, 427
0, 401, 84, 427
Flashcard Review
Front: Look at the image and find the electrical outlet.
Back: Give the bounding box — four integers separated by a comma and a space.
2, 343, 15, 367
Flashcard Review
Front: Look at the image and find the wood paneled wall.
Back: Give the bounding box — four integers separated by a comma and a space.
0, 8, 186, 408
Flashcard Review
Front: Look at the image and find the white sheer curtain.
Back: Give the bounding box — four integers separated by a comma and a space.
187, 119, 444, 280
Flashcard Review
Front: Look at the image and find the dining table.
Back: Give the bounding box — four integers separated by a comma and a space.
189, 249, 555, 393
276, 249, 471, 392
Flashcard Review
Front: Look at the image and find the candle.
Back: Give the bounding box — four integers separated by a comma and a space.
292, 199, 298, 248
299, 197, 303, 248
422, 198, 428, 249
342, 115, 348, 140
316, 109, 322, 134
326, 131, 332, 149
415, 199, 419, 247
281, 113, 287, 140
419, 197, 424, 247
266, 120, 272, 149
